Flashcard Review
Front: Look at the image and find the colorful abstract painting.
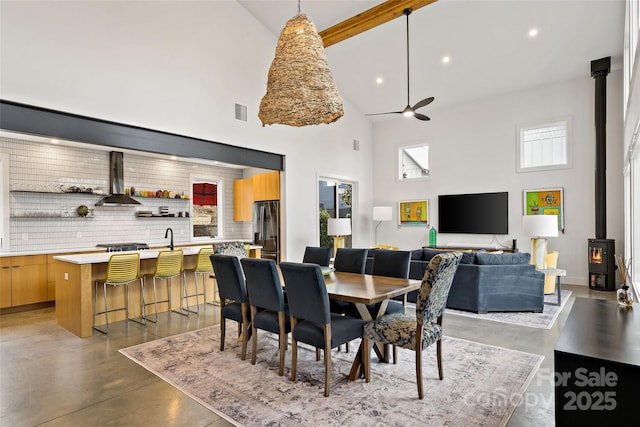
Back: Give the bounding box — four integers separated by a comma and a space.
398, 200, 428, 226
524, 188, 564, 232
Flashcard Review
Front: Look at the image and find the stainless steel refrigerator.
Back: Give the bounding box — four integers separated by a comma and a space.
253, 200, 280, 263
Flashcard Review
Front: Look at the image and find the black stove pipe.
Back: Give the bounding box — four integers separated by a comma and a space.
590, 57, 610, 240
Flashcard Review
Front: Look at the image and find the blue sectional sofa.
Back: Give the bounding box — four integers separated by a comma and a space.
365, 248, 545, 313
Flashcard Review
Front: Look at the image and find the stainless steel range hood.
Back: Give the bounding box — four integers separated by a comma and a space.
95, 151, 141, 207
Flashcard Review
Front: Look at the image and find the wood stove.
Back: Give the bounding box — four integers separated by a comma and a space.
588, 57, 616, 291
588, 238, 616, 290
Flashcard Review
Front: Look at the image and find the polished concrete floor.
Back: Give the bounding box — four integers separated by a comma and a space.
0, 284, 616, 426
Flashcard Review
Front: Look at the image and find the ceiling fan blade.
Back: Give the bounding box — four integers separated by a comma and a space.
412, 97, 435, 110
367, 10, 433, 124
366, 111, 403, 116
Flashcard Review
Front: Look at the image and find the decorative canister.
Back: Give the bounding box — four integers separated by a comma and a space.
616, 285, 634, 307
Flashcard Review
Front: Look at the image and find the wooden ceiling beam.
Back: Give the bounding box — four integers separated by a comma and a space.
318, 0, 438, 48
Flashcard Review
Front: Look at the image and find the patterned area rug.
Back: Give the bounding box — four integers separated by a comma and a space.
444, 290, 572, 329
120, 326, 543, 427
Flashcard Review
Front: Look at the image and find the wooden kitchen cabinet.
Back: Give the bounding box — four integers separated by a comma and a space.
253, 171, 280, 201
233, 178, 254, 222
5, 255, 48, 307
0, 258, 11, 308
46, 254, 58, 301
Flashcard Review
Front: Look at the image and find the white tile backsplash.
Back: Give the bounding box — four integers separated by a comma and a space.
1, 136, 251, 252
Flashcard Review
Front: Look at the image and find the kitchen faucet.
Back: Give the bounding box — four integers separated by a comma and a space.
165, 227, 174, 250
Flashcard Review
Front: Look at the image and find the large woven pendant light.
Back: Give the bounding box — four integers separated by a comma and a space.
258, 7, 344, 127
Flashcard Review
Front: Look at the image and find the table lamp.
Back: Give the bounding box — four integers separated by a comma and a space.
327, 218, 351, 257
523, 215, 558, 269
373, 206, 393, 244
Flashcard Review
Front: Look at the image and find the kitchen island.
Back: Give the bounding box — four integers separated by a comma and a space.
54, 245, 261, 337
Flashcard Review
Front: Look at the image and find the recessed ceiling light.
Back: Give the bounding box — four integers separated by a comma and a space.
50, 138, 59, 144
375, 77, 384, 86
171, 155, 177, 160
529, 28, 538, 38
442, 56, 451, 64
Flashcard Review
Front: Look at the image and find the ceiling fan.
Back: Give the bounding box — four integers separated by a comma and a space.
367, 8, 434, 121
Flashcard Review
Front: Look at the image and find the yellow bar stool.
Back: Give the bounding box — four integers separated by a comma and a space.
93, 252, 144, 334
144, 250, 191, 322
184, 246, 215, 307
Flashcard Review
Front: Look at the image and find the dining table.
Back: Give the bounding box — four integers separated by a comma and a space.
320, 268, 422, 380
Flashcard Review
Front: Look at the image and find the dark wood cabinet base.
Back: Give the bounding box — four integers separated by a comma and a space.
555, 298, 640, 426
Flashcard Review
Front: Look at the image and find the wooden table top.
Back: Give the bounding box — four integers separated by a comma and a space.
324, 271, 421, 305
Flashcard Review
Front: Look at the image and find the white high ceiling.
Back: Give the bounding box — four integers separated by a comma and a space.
238, 0, 625, 121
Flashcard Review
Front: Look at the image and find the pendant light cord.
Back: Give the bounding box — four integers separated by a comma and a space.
298, 0, 301, 14
405, 8, 412, 106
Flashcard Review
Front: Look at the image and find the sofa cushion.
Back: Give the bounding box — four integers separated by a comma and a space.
422, 248, 450, 261
475, 252, 530, 265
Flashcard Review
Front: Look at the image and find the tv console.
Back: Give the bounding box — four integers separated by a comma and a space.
424, 245, 515, 253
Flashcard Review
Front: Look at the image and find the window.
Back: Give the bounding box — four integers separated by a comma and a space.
191, 177, 221, 240
517, 119, 571, 172
398, 143, 429, 181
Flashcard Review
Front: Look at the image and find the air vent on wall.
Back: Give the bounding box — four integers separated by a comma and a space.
353, 139, 360, 151
235, 103, 247, 122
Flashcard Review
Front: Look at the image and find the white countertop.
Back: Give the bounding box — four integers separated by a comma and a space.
1, 239, 258, 258
54, 246, 210, 265
54, 244, 262, 265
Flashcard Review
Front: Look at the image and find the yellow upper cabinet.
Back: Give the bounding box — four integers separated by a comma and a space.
253, 171, 280, 201
233, 178, 254, 222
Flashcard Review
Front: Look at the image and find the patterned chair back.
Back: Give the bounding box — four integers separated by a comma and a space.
416, 252, 463, 324
213, 242, 247, 258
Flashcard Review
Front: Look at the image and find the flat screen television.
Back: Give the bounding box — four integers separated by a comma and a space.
438, 192, 509, 234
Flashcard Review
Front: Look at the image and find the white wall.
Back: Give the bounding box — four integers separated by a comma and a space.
372, 72, 625, 285
0, 0, 374, 261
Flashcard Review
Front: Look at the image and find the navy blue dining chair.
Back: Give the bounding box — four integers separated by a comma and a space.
331, 248, 368, 352
333, 248, 367, 273
370, 249, 412, 362
210, 254, 250, 360
302, 246, 332, 266
371, 249, 411, 314
241, 257, 291, 376
279, 262, 367, 397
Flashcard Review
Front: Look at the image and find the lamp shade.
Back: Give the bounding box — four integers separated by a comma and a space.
373, 206, 393, 222
523, 215, 559, 238
327, 218, 351, 236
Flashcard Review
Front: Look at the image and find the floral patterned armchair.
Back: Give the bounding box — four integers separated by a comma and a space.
362, 251, 463, 399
